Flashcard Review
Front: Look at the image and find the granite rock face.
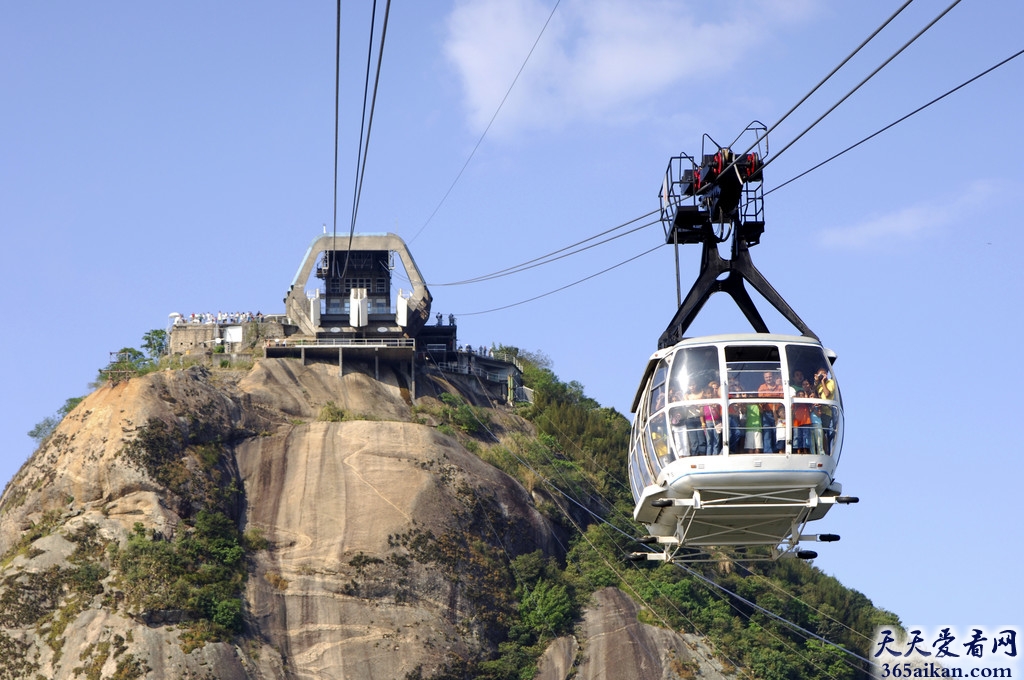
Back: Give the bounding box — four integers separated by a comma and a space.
0, 359, 731, 679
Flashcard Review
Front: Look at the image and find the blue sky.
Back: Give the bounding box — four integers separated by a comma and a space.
3, 0, 1022, 657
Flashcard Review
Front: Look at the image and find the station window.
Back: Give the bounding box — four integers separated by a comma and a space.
344, 278, 372, 295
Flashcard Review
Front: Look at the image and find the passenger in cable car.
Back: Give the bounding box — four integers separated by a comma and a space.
651, 414, 669, 461
727, 375, 745, 453
653, 388, 666, 412
758, 371, 784, 452
812, 367, 838, 453
669, 407, 686, 456
703, 381, 723, 454
793, 391, 812, 453
799, 378, 813, 397
814, 368, 837, 400
789, 369, 806, 395
773, 404, 786, 453
810, 404, 825, 456
684, 382, 707, 456
744, 402, 763, 453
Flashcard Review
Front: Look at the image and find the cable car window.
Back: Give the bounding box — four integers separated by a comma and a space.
629, 448, 649, 498
668, 346, 719, 402
725, 346, 784, 453
648, 359, 669, 414
634, 419, 660, 477
785, 344, 840, 404
725, 345, 780, 396
822, 404, 842, 457
829, 405, 844, 458
648, 411, 673, 467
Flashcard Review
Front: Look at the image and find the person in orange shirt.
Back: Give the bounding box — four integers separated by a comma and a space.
792, 390, 812, 453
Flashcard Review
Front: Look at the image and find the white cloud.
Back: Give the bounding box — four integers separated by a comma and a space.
818, 180, 1000, 249
443, 0, 816, 135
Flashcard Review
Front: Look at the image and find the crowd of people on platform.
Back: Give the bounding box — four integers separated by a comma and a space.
173, 311, 265, 325
459, 344, 495, 358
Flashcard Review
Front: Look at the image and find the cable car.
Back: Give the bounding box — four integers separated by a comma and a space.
629, 125, 857, 563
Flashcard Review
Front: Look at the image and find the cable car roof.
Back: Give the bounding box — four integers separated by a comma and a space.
629, 333, 837, 414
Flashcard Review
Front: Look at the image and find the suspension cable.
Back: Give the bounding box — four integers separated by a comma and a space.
674, 562, 876, 667
454, 243, 664, 316
748, 572, 875, 645
430, 212, 659, 287
767, 45, 1024, 196
338, 0, 392, 287
347, 0, 378, 240
349, 0, 392, 235
730, 0, 915, 153
763, 0, 963, 170
330, 0, 342, 269
431, 360, 747, 675
410, 0, 563, 244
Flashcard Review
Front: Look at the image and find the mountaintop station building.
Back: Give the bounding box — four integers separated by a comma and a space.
168, 233, 524, 401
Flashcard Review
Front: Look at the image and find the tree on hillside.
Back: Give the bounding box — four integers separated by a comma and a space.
28, 396, 84, 444
94, 346, 154, 386
141, 329, 168, 359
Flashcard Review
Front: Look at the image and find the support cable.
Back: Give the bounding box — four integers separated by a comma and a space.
430, 209, 659, 286
422, 2, 960, 314
729, 0, 914, 152
330, 0, 342, 271
428, 352, 684, 667
749, 573, 875, 645
674, 562, 876, 667
454, 244, 663, 316
347, 0, 379, 240
762, 0, 963, 170
766, 45, 1024, 196
349, 0, 392, 235
340, 0, 392, 286
410, 0, 563, 244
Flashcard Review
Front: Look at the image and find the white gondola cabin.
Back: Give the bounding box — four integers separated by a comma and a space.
628, 334, 853, 559
631, 127, 857, 562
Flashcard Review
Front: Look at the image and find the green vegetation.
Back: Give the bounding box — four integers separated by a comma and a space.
421, 345, 895, 680
119, 414, 245, 514
95, 347, 158, 385
318, 401, 346, 422
27, 396, 84, 444
110, 411, 252, 647
110, 510, 247, 640
90, 328, 169, 386
414, 392, 492, 440
4, 329, 896, 678
141, 329, 168, 360
437, 393, 490, 436
0, 521, 113, 673
316, 401, 383, 423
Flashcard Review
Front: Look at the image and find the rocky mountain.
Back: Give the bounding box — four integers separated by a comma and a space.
0, 358, 734, 680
